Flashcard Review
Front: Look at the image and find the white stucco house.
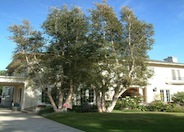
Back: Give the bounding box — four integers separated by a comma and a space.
144, 56, 184, 103
1, 56, 184, 110
0, 76, 42, 110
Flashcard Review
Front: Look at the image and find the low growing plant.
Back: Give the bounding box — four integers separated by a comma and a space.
172, 92, 184, 106
146, 100, 168, 112
115, 96, 143, 110
72, 104, 97, 113
38, 106, 54, 115
166, 104, 184, 113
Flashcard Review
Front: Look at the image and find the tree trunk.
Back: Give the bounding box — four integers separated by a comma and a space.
107, 88, 127, 112
47, 90, 58, 112
64, 79, 74, 109
95, 89, 103, 113
101, 90, 106, 112
107, 98, 118, 112
58, 91, 64, 111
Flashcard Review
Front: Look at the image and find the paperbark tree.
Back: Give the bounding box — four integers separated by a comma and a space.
8, 6, 97, 112
106, 6, 154, 112
89, 2, 154, 112
42, 5, 90, 111
8, 20, 51, 109
8, 20, 61, 111
89, 1, 124, 112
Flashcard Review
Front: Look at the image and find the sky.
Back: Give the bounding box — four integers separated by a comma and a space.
1, 0, 184, 70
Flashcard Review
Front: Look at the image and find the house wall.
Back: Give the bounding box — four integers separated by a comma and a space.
22, 81, 42, 109
146, 65, 184, 103
1, 79, 42, 110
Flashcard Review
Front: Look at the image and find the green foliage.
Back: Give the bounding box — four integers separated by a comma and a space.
115, 98, 184, 113
9, 20, 44, 54
115, 96, 143, 110
146, 100, 168, 112
172, 92, 184, 106
42, 5, 92, 87
8, 2, 154, 113
38, 106, 54, 115
72, 104, 98, 113
120, 6, 154, 87
88, 2, 154, 113
167, 104, 184, 113
0, 70, 7, 76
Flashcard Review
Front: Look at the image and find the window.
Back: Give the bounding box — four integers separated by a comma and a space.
89, 89, 94, 103
160, 90, 164, 101
160, 89, 170, 102
7, 88, 11, 96
81, 89, 94, 104
171, 69, 182, 80
166, 90, 170, 102
172, 70, 176, 80
41, 89, 49, 103
177, 70, 181, 80
81, 89, 86, 104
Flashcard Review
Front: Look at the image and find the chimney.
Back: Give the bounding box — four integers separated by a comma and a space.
164, 56, 178, 63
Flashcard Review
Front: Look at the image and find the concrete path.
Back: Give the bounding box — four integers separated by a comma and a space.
0, 109, 84, 132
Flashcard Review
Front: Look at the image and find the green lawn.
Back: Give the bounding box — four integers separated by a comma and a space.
44, 112, 184, 132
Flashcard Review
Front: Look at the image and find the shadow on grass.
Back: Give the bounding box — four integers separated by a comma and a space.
45, 112, 184, 132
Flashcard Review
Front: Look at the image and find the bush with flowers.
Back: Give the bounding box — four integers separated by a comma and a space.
115, 96, 143, 110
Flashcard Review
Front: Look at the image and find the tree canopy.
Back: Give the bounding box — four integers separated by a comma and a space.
8, 1, 154, 113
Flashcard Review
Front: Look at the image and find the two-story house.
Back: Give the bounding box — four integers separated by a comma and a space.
1, 56, 184, 110
144, 56, 184, 103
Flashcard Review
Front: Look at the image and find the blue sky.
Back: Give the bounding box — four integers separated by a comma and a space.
1, 0, 184, 70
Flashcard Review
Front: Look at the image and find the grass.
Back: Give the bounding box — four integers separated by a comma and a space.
44, 112, 184, 132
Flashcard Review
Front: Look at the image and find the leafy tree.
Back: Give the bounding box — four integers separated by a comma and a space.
0, 70, 7, 76
42, 5, 90, 111
106, 6, 154, 112
88, 1, 123, 112
8, 6, 96, 112
8, 20, 48, 108
88, 1, 154, 112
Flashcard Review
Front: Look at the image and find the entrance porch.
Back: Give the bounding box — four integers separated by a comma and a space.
0, 76, 25, 109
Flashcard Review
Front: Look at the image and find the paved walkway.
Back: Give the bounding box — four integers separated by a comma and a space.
0, 109, 84, 132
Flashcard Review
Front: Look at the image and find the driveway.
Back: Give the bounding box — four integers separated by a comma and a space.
0, 109, 83, 132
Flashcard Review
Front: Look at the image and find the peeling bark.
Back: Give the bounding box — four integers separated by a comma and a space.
58, 91, 64, 110
47, 90, 58, 112
64, 79, 74, 108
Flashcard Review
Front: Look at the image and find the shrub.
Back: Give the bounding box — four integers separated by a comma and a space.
72, 104, 97, 113
114, 100, 122, 110
146, 100, 168, 112
166, 104, 184, 113
38, 106, 54, 115
115, 96, 143, 110
172, 92, 184, 106
72, 105, 82, 112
